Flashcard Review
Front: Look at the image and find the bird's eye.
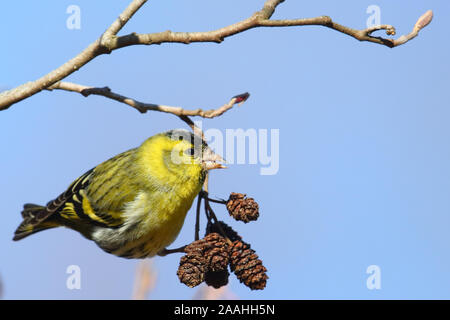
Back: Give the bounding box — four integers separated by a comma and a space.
185, 148, 195, 156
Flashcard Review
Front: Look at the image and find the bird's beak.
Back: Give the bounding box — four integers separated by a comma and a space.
202, 147, 227, 170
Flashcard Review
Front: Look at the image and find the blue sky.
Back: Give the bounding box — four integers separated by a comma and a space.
1, 0, 450, 299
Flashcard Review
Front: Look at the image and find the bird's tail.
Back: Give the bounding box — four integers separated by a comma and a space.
13, 204, 58, 241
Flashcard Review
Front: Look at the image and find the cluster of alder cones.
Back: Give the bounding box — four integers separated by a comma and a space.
177, 193, 268, 290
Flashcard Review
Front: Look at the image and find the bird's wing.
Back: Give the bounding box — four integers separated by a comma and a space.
44, 149, 139, 229
48, 167, 124, 228
46, 167, 94, 214
14, 167, 99, 241
81, 149, 139, 226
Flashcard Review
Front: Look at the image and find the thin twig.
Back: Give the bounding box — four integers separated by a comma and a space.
101, 0, 148, 50
206, 198, 227, 205
258, 10, 433, 48
0, 1, 432, 110
203, 192, 211, 222
203, 191, 233, 246
157, 245, 187, 256
113, 8, 431, 49
47, 81, 249, 131
195, 193, 203, 241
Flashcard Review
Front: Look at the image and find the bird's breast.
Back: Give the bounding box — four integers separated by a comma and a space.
93, 181, 201, 258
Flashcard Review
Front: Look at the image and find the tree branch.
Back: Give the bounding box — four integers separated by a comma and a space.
0, 0, 148, 111
111, 9, 432, 49
47, 81, 249, 117
257, 10, 433, 47
101, 0, 147, 48
47, 81, 249, 136
0, 0, 433, 110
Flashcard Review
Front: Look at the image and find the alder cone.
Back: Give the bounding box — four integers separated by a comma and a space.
203, 232, 230, 272
230, 240, 268, 290
177, 233, 231, 287
177, 241, 207, 288
205, 269, 230, 289
226, 193, 259, 223
206, 220, 242, 242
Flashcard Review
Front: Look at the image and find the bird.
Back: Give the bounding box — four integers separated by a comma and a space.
13, 129, 225, 259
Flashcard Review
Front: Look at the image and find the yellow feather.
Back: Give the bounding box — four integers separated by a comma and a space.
16, 130, 208, 259
81, 190, 112, 225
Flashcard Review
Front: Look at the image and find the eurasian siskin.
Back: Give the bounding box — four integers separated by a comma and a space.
13, 129, 225, 259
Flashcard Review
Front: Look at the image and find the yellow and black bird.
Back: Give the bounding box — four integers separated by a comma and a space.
13, 130, 225, 259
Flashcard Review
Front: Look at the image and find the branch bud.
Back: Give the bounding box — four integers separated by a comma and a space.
414, 10, 433, 33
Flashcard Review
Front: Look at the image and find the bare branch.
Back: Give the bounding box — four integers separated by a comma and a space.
195, 192, 203, 241
48, 81, 249, 118
0, 0, 433, 110
0, 0, 148, 110
157, 246, 187, 256
101, 0, 147, 47
47, 81, 248, 139
111, 10, 432, 49
258, 10, 433, 48
48, 81, 249, 139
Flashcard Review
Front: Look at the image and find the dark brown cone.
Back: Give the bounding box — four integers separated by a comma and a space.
205, 269, 230, 289
226, 193, 259, 223
178, 233, 231, 288
203, 233, 230, 272
177, 243, 207, 288
230, 240, 268, 290
206, 220, 242, 242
